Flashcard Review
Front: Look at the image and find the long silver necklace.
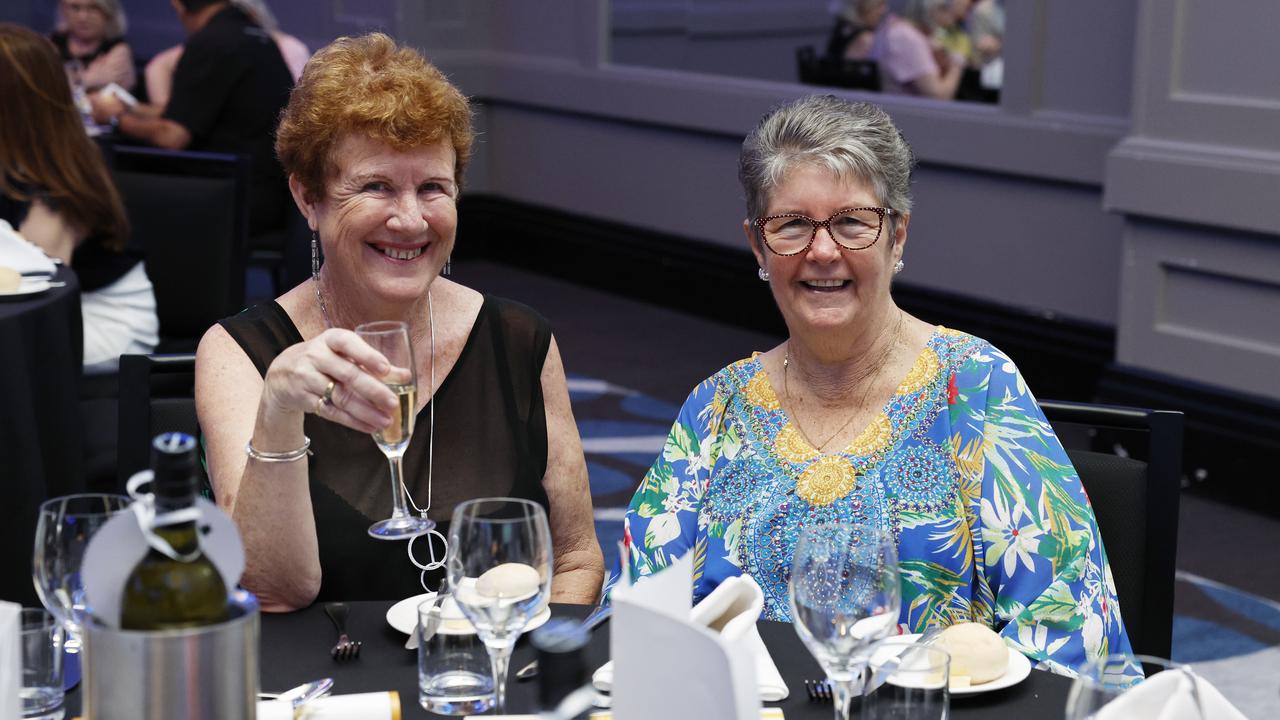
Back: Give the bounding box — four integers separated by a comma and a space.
315, 274, 445, 579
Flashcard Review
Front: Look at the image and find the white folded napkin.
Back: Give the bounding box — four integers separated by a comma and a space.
0, 220, 57, 276
0, 601, 19, 720
594, 575, 789, 702
1094, 666, 1248, 720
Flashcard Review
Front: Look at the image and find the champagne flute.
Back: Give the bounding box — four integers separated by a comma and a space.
790, 523, 901, 720
355, 320, 434, 540
32, 493, 131, 648
447, 498, 553, 714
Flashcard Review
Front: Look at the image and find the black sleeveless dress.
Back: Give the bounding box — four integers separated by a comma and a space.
219, 296, 553, 600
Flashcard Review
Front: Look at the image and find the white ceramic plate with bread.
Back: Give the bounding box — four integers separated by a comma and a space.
877, 627, 1032, 696
0, 275, 53, 299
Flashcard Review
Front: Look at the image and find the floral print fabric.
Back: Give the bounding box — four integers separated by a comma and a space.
618, 327, 1136, 678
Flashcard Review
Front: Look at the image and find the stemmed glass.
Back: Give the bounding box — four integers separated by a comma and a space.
32, 494, 131, 649
447, 498, 553, 713
1065, 654, 1203, 720
356, 320, 434, 539
790, 523, 901, 720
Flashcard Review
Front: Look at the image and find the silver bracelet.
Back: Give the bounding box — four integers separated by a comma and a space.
245, 436, 312, 463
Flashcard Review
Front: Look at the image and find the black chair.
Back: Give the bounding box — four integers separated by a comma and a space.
1040, 399, 1184, 660
796, 45, 881, 92
110, 145, 250, 352
116, 353, 204, 490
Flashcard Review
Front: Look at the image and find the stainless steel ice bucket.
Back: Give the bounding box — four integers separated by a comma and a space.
82, 590, 259, 720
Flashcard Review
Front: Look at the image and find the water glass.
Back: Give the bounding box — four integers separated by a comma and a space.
417, 594, 495, 716
1065, 654, 1201, 720
863, 644, 950, 720
20, 608, 65, 719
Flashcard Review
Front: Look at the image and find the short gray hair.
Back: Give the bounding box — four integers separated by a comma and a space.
738, 95, 915, 224
57, 0, 128, 39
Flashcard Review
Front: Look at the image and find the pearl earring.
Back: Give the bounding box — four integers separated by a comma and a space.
758, 267, 770, 281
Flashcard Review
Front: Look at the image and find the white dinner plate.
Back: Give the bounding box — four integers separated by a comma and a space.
386, 592, 552, 636
876, 633, 1032, 696
0, 277, 52, 299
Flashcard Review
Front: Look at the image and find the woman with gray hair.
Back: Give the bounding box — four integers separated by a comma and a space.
616, 95, 1136, 680
50, 0, 135, 91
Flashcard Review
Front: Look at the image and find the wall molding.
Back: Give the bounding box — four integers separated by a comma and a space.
458, 193, 1280, 514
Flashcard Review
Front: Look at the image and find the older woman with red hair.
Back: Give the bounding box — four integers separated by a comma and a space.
196, 33, 603, 611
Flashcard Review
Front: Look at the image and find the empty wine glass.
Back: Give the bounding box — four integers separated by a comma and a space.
355, 320, 433, 540
790, 523, 901, 720
32, 493, 131, 648
1065, 654, 1202, 720
447, 498, 553, 713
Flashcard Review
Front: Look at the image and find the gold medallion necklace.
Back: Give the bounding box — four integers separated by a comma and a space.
782, 312, 903, 454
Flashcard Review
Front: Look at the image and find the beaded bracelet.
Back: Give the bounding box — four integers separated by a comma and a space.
245, 436, 312, 463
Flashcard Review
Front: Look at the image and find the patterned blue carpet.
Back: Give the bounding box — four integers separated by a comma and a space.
571, 374, 1279, 717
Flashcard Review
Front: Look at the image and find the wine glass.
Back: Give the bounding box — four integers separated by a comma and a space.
447, 498, 553, 713
790, 523, 901, 720
32, 493, 131, 648
1065, 654, 1203, 720
355, 320, 434, 540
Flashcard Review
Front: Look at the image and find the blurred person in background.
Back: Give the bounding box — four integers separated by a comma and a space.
843, 0, 962, 99
145, 0, 310, 109
50, 0, 135, 92
968, 0, 1004, 91
89, 0, 293, 235
0, 24, 158, 373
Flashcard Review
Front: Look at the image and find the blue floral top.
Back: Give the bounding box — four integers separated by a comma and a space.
617, 327, 1136, 678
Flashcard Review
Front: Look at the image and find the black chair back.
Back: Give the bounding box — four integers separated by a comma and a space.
1040, 399, 1184, 659
110, 146, 249, 352
117, 353, 204, 491
796, 45, 881, 91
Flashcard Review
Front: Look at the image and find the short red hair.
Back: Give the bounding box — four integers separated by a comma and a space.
275, 33, 473, 202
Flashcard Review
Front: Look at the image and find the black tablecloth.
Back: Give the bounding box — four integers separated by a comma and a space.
67, 601, 1072, 718
0, 266, 83, 606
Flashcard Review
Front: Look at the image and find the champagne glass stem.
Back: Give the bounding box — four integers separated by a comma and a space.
488, 643, 514, 713
831, 674, 859, 720
386, 452, 410, 519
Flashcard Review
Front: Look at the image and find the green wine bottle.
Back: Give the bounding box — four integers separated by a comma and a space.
120, 432, 229, 630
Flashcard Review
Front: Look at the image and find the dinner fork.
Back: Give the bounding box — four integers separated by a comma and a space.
324, 602, 361, 661
805, 678, 832, 702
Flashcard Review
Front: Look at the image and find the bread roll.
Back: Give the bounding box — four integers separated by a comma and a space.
0, 265, 20, 293
934, 622, 1009, 685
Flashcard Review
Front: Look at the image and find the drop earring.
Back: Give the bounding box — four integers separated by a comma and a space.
442, 255, 451, 276
758, 267, 770, 281
311, 232, 322, 279
893, 259, 905, 274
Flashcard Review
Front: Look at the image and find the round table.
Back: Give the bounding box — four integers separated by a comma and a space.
0, 266, 83, 607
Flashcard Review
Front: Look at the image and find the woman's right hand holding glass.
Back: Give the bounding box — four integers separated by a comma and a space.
261, 328, 399, 435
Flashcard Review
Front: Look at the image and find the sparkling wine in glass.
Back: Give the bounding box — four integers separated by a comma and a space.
356, 320, 434, 540
447, 498, 553, 713
32, 493, 131, 648
790, 523, 901, 720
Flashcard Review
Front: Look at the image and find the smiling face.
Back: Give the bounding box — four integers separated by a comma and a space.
747, 163, 905, 339
295, 133, 458, 308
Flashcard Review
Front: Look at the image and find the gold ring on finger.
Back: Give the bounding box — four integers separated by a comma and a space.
322, 380, 336, 406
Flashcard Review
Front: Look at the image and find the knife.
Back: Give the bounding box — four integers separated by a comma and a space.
515, 604, 612, 682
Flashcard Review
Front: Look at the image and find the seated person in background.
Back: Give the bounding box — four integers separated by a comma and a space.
616, 94, 1137, 680
844, 0, 962, 99
195, 33, 604, 611
50, 0, 135, 92
89, 0, 292, 235
145, 0, 310, 109
907, 0, 974, 67
0, 24, 158, 373
968, 0, 1004, 90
